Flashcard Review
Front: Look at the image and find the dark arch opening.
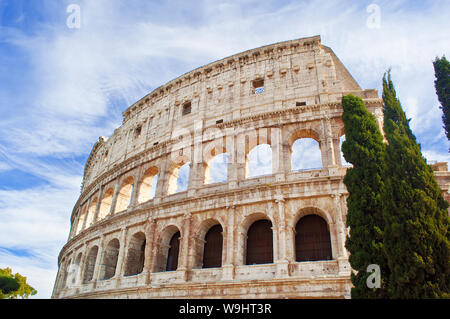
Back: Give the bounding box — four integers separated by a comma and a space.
246, 219, 273, 265
102, 239, 120, 280
166, 231, 180, 271
295, 215, 332, 262
124, 233, 146, 276
202, 224, 223, 268
83, 246, 98, 283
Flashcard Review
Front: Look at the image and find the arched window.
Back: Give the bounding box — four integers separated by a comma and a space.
295, 215, 332, 262
62, 259, 72, 289
202, 225, 223, 268
69, 253, 82, 286
246, 220, 273, 265
167, 162, 190, 195
247, 144, 272, 178
98, 188, 114, 220
115, 177, 134, 213
138, 167, 158, 203
76, 205, 87, 234
83, 246, 98, 283
102, 239, 120, 280
124, 232, 146, 276
291, 138, 322, 171
205, 153, 228, 184
85, 197, 98, 228
166, 231, 180, 271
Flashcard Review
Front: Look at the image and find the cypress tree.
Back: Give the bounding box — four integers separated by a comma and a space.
382, 71, 450, 298
433, 56, 450, 141
341, 94, 388, 298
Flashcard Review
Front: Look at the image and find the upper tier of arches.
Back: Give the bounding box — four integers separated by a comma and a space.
72, 120, 356, 237
70, 108, 383, 239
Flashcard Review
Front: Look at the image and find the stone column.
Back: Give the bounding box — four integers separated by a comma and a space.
188, 162, 203, 194
333, 137, 342, 167
115, 227, 129, 286
190, 119, 204, 191
59, 258, 71, 294
69, 207, 81, 239
74, 243, 88, 286
271, 126, 286, 182
331, 193, 347, 258
154, 157, 169, 203
275, 198, 290, 278
235, 131, 247, 181
144, 218, 157, 284
332, 193, 350, 275
226, 128, 238, 189
93, 235, 106, 284
222, 205, 236, 280
108, 181, 121, 216
177, 212, 192, 281
80, 197, 93, 232
129, 170, 142, 208
93, 185, 103, 223
323, 116, 336, 168
187, 162, 198, 197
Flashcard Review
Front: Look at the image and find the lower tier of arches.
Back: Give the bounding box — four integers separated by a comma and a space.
54, 182, 351, 299
57, 260, 351, 299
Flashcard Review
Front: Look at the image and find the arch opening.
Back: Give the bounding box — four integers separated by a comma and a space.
98, 188, 114, 220
205, 153, 228, 184
124, 232, 146, 276
83, 246, 98, 283
291, 138, 322, 171
202, 224, 223, 268
246, 219, 273, 265
85, 197, 98, 228
76, 206, 87, 235
101, 239, 120, 280
168, 162, 190, 195
247, 144, 272, 178
138, 167, 159, 203
295, 215, 332, 262
115, 177, 134, 213
166, 231, 181, 271
62, 259, 72, 289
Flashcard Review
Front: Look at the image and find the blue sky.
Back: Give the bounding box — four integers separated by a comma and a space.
0, 0, 449, 298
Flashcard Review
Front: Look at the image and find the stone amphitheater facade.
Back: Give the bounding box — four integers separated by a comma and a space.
52, 35, 450, 299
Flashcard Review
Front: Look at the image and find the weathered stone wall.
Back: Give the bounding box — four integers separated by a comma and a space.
52, 35, 449, 299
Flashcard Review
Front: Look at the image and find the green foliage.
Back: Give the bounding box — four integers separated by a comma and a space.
341, 94, 389, 298
0, 275, 20, 296
0, 268, 37, 299
433, 56, 450, 141
382, 71, 450, 298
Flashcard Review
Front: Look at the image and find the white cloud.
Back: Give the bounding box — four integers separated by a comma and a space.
291, 138, 322, 171
422, 149, 450, 164
0, 182, 77, 298
0, 249, 57, 299
209, 153, 228, 184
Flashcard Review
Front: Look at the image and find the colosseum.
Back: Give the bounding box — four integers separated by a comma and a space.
51, 35, 450, 299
